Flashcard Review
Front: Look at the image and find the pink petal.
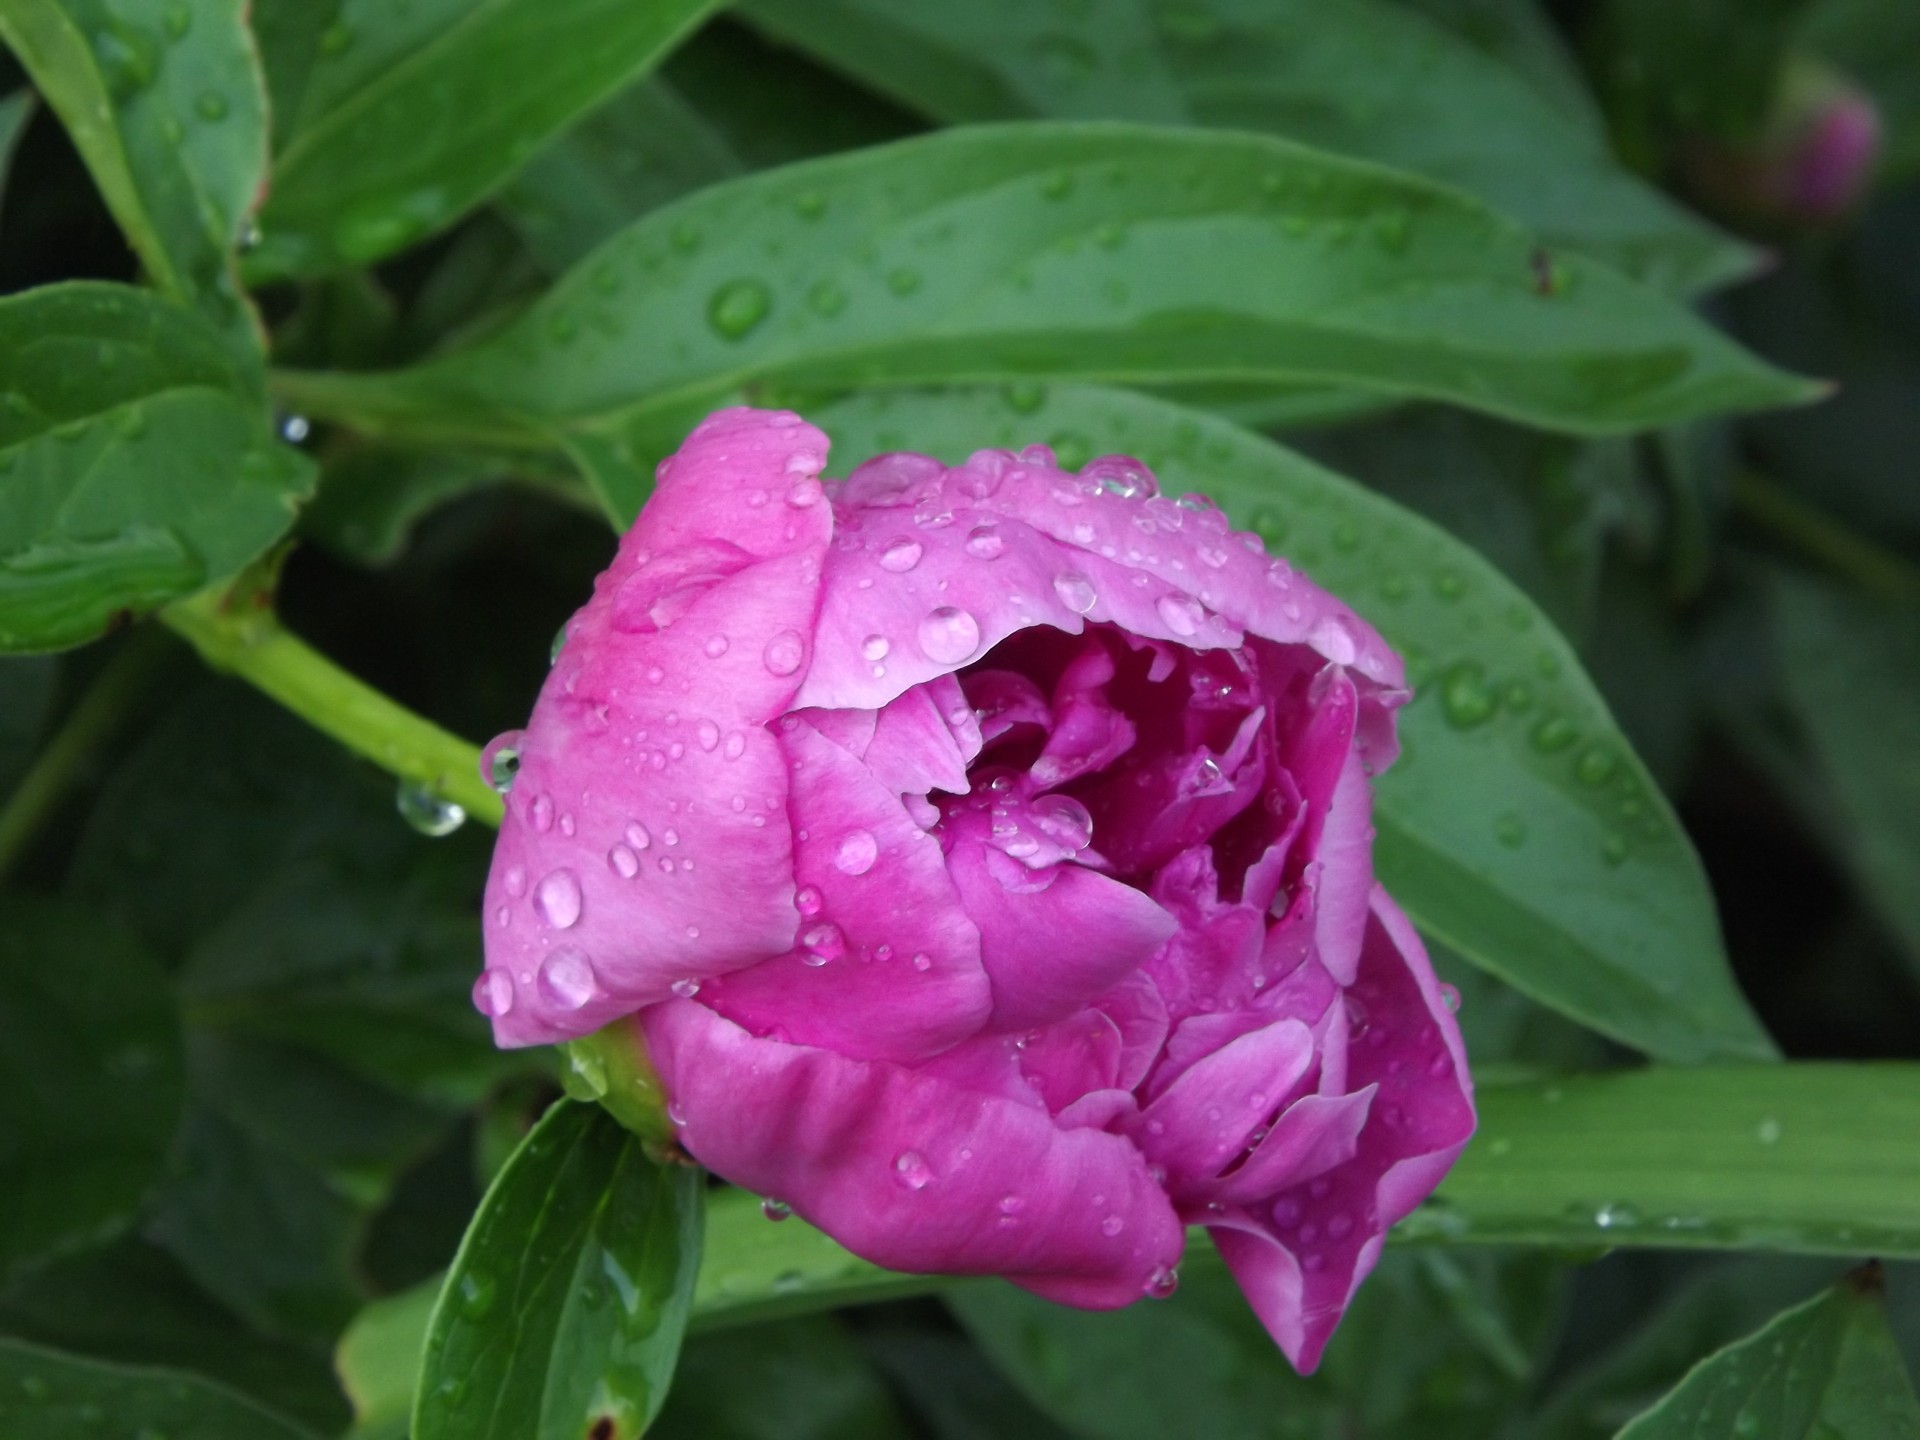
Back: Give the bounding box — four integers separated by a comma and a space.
480, 410, 833, 1046
943, 810, 1179, 1032
697, 719, 991, 1062
643, 1001, 1185, 1303
861, 676, 978, 798
1209, 887, 1475, 1372
1132, 1019, 1315, 1185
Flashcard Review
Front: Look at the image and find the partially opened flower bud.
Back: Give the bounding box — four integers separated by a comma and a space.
478, 407, 1474, 1371
1680, 59, 1883, 226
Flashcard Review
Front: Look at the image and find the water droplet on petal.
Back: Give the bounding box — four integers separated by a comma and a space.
472, 969, 514, 1016
481, 731, 524, 793
917, 606, 981, 664
1144, 1264, 1180, 1299
704, 634, 729, 658
861, 634, 891, 662
608, 845, 639, 878
761, 1197, 792, 1222
1156, 593, 1203, 637
911, 952, 932, 972
723, 731, 747, 760
670, 978, 701, 999
697, 720, 720, 751
879, 538, 924, 572
530, 793, 554, 832
1053, 572, 1097, 614
834, 829, 878, 875
965, 523, 1006, 558
799, 921, 845, 965
764, 630, 806, 675
1100, 1214, 1125, 1237
535, 869, 582, 928
893, 1150, 933, 1189
537, 946, 595, 1009
796, 885, 823, 917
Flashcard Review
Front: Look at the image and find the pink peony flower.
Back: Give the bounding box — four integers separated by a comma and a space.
476, 408, 1474, 1370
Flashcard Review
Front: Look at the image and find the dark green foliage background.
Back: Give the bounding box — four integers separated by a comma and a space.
2, 1, 1919, 1436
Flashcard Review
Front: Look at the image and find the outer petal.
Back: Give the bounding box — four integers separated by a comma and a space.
644, 1001, 1185, 1303
698, 719, 991, 1062
1210, 886, 1475, 1372
480, 409, 832, 1046
944, 811, 1178, 1033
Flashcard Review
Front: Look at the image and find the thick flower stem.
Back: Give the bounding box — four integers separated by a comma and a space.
1733, 470, 1920, 600
0, 627, 175, 879
162, 589, 504, 829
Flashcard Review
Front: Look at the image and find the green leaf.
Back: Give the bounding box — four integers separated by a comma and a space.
279, 124, 1817, 506
1525, 1257, 1891, 1440
0, 1238, 351, 1434
1406, 1065, 1920, 1256
1771, 577, 1920, 976
337, 1279, 440, 1440
809, 384, 1773, 1062
1615, 1269, 1920, 1439
414, 1101, 705, 1440
0, 895, 183, 1285
741, 0, 1755, 294
1395, 0, 1607, 135
0, 89, 34, 211
0, 1338, 320, 1440
947, 1250, 1560, 1440
653, 1318, 913, 1440
496, 78, 742, 276
247, 0, 720, 278
0, 283, 314, 654
0, 0, 269, 346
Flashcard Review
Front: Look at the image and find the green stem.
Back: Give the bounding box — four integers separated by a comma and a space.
0, 627, 174, 879
161, 590, 503, 829
1733, 471, 1920, 600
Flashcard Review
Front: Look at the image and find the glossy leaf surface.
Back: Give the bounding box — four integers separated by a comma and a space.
0, 0, 269, 345
0, 1340, 319, 1440
1616, 1269, 1920, 1439
811, 384, 1772, 1062
282, 123, 1813, 505
0, 284, 312, 654
741, 0, 1754, 294
414, 1101, 704, 1440
248, 0, 718, 277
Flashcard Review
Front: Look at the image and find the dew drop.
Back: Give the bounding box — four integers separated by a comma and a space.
1144, 1264, 1180, 1299
670, 978, 701, 999
723, 731, 747, 760
880, 538, 924, 572
911, 952, 932, 972
483, 733, 529, 802
893, 1150, 934, 1189
626, 821, 651, 851
1441, 661, 1498, 728
1052, 571, 1098, 615
471, 968, 514, 1017
917, 606, 981, 664
763, 630, 806, 675
537, 946, 595, 1009
761, 1197, 792, 1222
1100, 1214, 1125, 1237
608, 845, 639, 879
965, 523, 1006, 558
834, 829, 878, 875
195, 90, 229, 121
534, 869, 582, 928
397, 781, 466, 836
707, 278, 772, 339
1576, 745, 1618, 787
697, 720, 720, 751
703, 634, 729, 658
1156, 593, 1203, 637
796, 885, 824, 917
800, 921, 845, 966
861, 634, 891, 662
